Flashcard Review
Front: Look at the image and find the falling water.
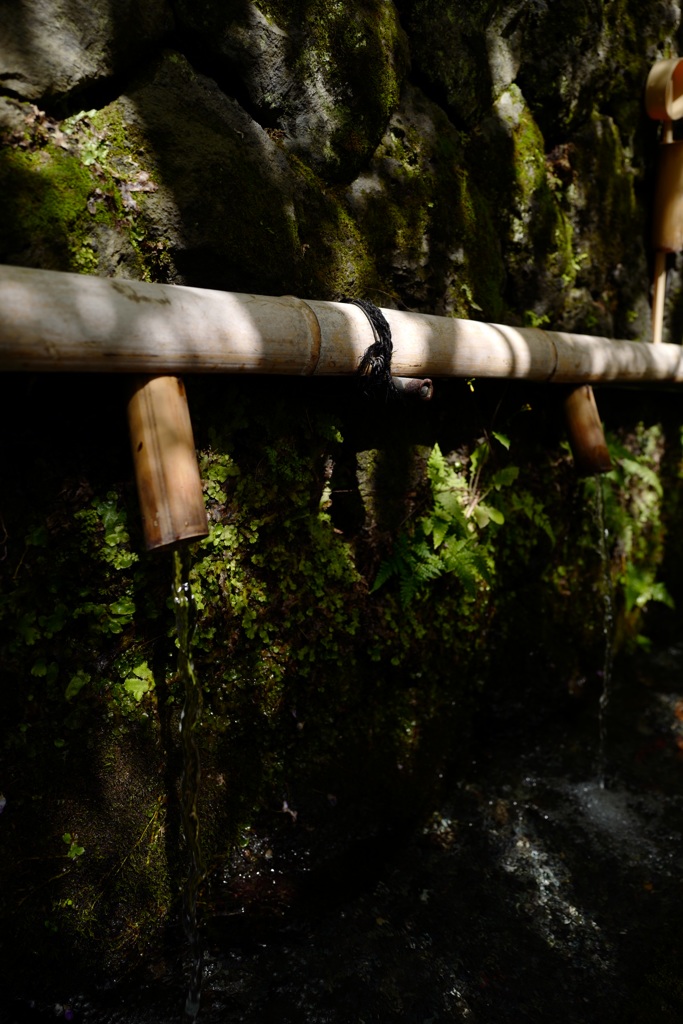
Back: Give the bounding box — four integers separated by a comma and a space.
594, 478, 615, 788
174, 545, 206, 1019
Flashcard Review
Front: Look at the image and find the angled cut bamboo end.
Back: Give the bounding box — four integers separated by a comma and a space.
127, 375, 209, 551
563, 385, 612, 477
646, 58, 683, 122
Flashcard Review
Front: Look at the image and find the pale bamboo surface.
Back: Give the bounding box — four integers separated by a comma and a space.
652, 250, 667, 345
127, 375, 209, 550
1, 264, 683, 385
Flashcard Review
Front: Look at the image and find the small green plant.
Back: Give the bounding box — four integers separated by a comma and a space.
122, 661, 155, 701
62, 833, 85, 859
523, 310, 551, 328
372, 442, 510, 603
371, 434, 557, 606
65, 670, 90, 701
595, 426, 673, 626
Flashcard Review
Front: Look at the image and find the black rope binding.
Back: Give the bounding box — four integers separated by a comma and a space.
343, 298, 399, 399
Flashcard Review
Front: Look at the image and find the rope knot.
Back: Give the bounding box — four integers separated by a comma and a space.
343, 298, 399, 399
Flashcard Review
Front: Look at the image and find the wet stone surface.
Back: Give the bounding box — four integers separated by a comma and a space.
8, 646, 683, 1024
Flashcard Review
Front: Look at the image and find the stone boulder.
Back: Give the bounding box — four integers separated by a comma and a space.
0, 0, 172, 103
173, 0, 410, 181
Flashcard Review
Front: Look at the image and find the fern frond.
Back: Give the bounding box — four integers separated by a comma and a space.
371, 558, 398, 593
442, 537, 493, 594
620, 457, 663, 497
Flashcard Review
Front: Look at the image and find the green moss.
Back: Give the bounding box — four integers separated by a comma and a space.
345, 87, 505, 318
255, 0, 408, 181
400, 0, 496, 126
280, 149, 378, 298
0, 147, 99, 271
89, 104, 146, 170
0, 105, 163, 279
23, 738, 173, 982
479, 86, 577, 316
451, 163, 506, 319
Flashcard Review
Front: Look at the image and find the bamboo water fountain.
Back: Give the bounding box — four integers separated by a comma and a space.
1, 63, 681, 1020
1, 259, 683, 545
1, 59, 682, 539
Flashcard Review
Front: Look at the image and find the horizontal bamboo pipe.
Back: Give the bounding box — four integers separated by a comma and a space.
2, 264, 683, 385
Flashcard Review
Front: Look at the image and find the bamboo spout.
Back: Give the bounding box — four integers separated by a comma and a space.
563, 385, 612, 477
127, 375, 209, 551
646, 57, 683, 343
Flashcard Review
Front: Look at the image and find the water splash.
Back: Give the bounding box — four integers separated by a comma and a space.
174, 545, 206, 1019
594, 478, 615, 788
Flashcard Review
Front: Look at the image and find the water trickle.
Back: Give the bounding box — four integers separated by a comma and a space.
594, 478, 615, 788
174, 544, 206, 1020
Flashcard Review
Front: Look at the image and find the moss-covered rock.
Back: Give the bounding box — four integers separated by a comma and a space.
0, 97, 153, 277
467, 84, 577, 324
346, 84, 505, 318
1, 371, 678, 991
115, 48, 388, 297
396, 0, 498, 127
173, 0, 410, 182
559, 112, 648, 337
514, 0, 680, 145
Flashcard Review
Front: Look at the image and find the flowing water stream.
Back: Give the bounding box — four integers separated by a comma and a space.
595, 476, 615, 788
173, 545, 206, 1020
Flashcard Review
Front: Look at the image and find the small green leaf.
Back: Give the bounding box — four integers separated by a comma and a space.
472, 503, 504, 528
491, 431, 511, 450
109, 596, 135, 617
17, 612, 39, 645
431, 518, 450, 548
206, 463, 231, 483
63, 832, 85, 858
470, 442, 489, 474
371, 560, 395, 593
620, 457, 663, 497
491, 465, 519, 489
123, 661, 154, 701
484, 504, 505, 525
65, 671, 90, 700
